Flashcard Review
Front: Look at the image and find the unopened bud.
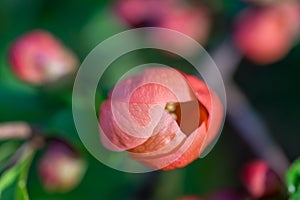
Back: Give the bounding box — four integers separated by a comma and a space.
38, 138, 86, 193
9, 30, 78, 85
241, 160, 281, 198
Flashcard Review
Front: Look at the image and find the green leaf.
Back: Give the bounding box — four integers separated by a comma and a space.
0, 141, 20, 171
14, 152, 33, 200
286, 158, 300, 199
290, 192, 300, 200
153, 170, 184, 200
0, 143, 35, 200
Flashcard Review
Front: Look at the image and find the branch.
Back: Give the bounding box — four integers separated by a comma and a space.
211, 39, 290, 179
226, 82, 289, 178
0, 122, 32, 140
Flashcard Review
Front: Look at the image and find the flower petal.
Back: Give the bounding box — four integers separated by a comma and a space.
183, 74, 224, 149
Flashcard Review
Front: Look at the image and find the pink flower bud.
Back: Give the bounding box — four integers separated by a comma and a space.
278, 2, 300, 39
232, 3, 300, 65
38, 139, 86, 193
9, 30, 78, 85
147, 4, 211, 55
99, 67, 223, 170
114, 0, 173, 27
241, 160, 281, 198
114, 0, 211, 51
157, 4, 211, 46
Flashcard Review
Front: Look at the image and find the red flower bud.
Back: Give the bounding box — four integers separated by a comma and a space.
38, 139, 86, 192
9, 30, 78, 85
99, 67, 223, 170
241, 160, 281, 198
233, 3, 300, 65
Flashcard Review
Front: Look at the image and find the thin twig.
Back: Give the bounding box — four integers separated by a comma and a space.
210, 39, 243, 82
0, 122, 32, 140
211, 39, 290, 179
226, 82, 289, 178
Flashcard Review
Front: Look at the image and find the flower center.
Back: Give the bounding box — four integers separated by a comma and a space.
165, 101, 208, 135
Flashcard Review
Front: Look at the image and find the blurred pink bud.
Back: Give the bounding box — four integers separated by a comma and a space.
38, 138, 86, 193
9, 30, 78, 85
241, 160, 281, 198
114, 0, 211, 52
99, 67, 223, 170
233, 3, 300, 65
158, 5, 211, 47
277, 2, 300, 39
114, 0, 173, 27
150, 4, 211, 54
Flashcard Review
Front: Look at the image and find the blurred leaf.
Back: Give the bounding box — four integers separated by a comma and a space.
0, 141, 20, 172
80, 9, 125, 52
153, 170, 184, 199
0, 143, 35, 200
14, 149, 33, 200
290, 192, 300, 200
286, 158, 300, 199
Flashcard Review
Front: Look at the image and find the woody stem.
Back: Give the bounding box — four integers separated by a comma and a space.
212, 39, 290, 179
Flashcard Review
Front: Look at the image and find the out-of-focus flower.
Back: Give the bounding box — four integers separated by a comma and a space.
241, 160, 281, 198
232, 2, 300, 65
38, 138, 86, 193
9, 30, 78, 85
114, 0, 173, 27
114, 0, 211, 50
99, 67, 223, 170
158, 5, 210, 45
150, 3, 211, 55
278, 2, 300, 39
